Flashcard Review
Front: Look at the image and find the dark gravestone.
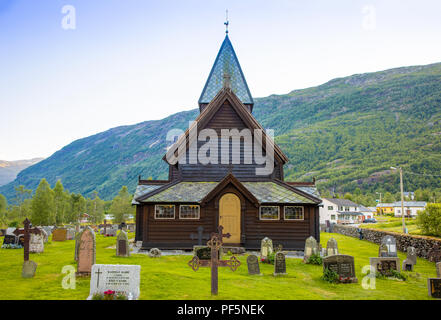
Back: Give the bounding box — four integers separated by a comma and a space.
118, 240, 127, 255
380, 235, 397, 257
273, 252, 287, 276
247, 255, 261, 275
370, 257, 400, 276
428, 278, 441, 299
402, 246, 417, 271
116, 230, 130, 257
323, 255, 358, 283
3, 235, 17, 246
195, 246, 220, 260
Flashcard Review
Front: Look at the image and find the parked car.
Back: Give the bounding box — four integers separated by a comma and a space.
363, 218, 377, 223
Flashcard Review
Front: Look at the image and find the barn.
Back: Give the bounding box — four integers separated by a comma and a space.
132, 33, 322, 250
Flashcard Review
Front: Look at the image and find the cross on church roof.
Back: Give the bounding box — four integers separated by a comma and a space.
224, 10, 229, 34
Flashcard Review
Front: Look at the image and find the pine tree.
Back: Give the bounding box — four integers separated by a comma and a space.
31, 179, 55, 225
53, 180, 70, 224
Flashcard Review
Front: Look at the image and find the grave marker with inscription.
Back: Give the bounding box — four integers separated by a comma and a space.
323, 255, 358, 283
380, 235, 397, 257
273, 252, 287, 276
247, 255, 261, 275
370, 257, 400, 276
402, 246, 417, 271
77, 226, 96, 275
29, 232, 44, 253
260, 237, 273, 261
304, 236, 318, 262
116, 230, 130, 257
52, 228, 68, 241
88, 264, 141, 300
428, 278, 441, 299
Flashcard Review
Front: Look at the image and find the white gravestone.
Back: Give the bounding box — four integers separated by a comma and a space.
88, 264, 141, 300
29, 233, 44, 253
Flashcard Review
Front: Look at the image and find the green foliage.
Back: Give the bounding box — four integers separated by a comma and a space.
86, 191, 105, 224
31, 179, 55, 225
261, 252, 275, 264
416, 203, 441, 236
389, 270, 407, 281
91, 293, 104, 300
109, 186, 134, 223
306, 253, 323, 265
321, 268, 339, 283
0, 194, 7, 226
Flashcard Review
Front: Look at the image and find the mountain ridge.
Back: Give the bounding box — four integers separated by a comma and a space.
1, 62, 440, 200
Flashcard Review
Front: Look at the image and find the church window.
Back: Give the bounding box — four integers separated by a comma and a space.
179, 205, 200, 219
155, 205, 175, 219
284, 206, 304, 220
259, 206, 279, 220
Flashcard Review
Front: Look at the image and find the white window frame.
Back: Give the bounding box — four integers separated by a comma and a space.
328, 206, 333, 210
259, 206, 280, 220
154, 204, 175, 219
284, 206, 304, 220
179, 205, 200, 220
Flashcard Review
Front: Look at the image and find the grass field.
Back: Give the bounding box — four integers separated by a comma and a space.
0, 232, 438, 300
361, 217, 426, 236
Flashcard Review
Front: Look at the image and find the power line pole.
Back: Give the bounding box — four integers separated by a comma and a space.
391, 166, 406, 234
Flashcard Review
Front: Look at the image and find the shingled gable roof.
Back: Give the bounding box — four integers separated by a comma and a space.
200, 173, 259, 207
162, 87, 289, 164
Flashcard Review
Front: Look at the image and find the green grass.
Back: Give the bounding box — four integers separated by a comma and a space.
361, 217, 428, 236
0, 232, 438, 300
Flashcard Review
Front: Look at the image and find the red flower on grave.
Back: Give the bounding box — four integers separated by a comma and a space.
104, 290, 115, 295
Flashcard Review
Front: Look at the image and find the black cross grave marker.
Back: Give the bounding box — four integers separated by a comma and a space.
13, 218, 42, 262
190, 226, 210, 245
95, 268, 102, 287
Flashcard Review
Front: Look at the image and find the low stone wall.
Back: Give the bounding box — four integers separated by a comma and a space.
332, 224, 441, 260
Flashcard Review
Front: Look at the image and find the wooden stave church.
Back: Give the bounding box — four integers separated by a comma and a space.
132, 33, 322, 250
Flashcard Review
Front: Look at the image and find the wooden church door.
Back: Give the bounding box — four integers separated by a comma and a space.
219, 193, 241, 243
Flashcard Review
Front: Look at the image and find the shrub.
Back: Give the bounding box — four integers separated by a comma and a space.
416, 204, 441, 237
261, 252, 275, 264
306, 253, 323, 265
322, 268, 339, 283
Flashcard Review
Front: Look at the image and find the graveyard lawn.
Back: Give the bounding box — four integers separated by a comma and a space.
0, 233, 438, 300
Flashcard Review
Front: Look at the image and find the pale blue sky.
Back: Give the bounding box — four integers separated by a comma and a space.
1, 0, 441, 160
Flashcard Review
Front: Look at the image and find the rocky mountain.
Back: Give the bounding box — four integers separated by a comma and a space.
0, 158, 44, 187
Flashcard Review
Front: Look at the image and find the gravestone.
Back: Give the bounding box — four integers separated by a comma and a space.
88, 264, 141, 300
22, 260, 38, 278
304, 236, 318, 262
38, 228, 48, 243
194, 246, 220, 260
273, 252, 287, 276
378, 243, 388, 257
66, 228, 75, 240
326, 238, 338, 256
427, 244, 441, 263
52, 228, 68, 241
437, 262, 441, 278
380, 235, 397, 257
428, 278, 441, 299
116, 230, 130, 257
106, 228, 118, 237
2, 234, 17, 246
148, 248, 161, 258
77, 226, 96, 275
247, 255, 261, 275
402, 246, 417, 271
370, 257, 400, 276
260, 237, 273, 260
29, 232, 44, 253
190, 226, 210, 246
323, 255, 358, 283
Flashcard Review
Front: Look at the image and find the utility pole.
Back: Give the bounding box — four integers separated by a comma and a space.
391, 166, 406, 234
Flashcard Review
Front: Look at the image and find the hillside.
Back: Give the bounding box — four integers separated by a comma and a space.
0, 158, 44, 187
1, 63, 441, 200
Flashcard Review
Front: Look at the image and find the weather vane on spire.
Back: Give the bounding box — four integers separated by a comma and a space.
224, 9, 229, 34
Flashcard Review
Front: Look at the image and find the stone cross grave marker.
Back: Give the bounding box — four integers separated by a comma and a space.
77, 226, 96, 276
274, 252, 287, 276
380, 235, 397, 257
188, 225, 241, 295
402, 246, 417, 271
370, 257, 400, 276
13, 218, 42, 278
428, 278, 441, 299
304, 236, 318, 262
326, 238, 338, 256
323, 254, 358, 283
190, 226, 210, 246
260, 237, 273, 261
116, 230, 130, 257
88, 264, 141, 300
52, 228, 67, 241
247, 254, 261, 275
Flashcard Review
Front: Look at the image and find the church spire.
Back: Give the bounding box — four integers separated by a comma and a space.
198, 19, 254, 112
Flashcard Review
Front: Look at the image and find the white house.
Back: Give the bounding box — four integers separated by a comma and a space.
320, 198, 364, 225
359, 205, 375, 220
393, 201, 427, 217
